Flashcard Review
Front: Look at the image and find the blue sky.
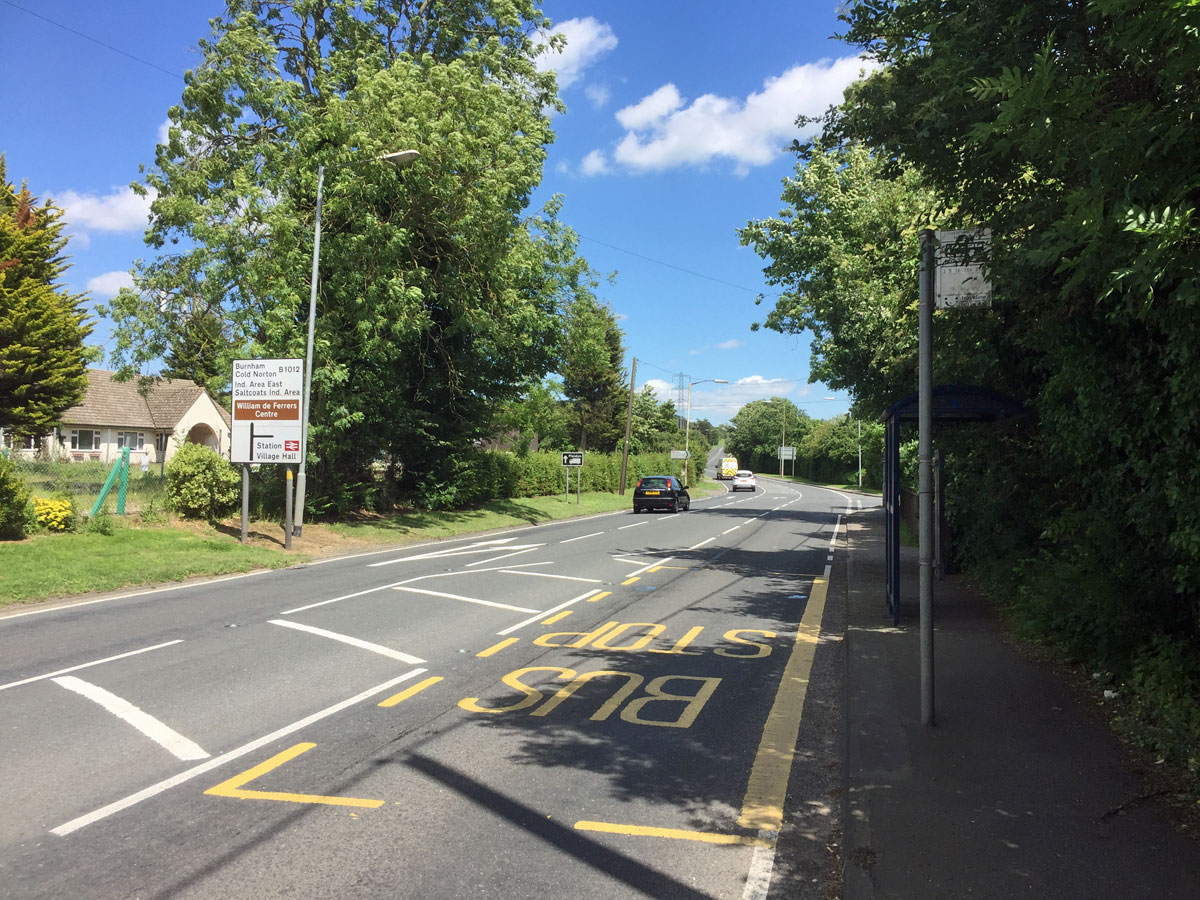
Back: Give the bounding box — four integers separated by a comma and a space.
0, 0, 868, 424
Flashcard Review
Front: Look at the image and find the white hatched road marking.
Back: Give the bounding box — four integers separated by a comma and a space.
0, 640, 183, 692
53, 676, 209, 761
391, 587, 539, 614
269, 620, 425, 664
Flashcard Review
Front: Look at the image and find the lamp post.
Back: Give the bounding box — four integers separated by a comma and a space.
684, 378, 726, 486
293, 148, 420, 536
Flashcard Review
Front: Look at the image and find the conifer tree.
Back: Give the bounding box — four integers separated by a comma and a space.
0, 157, 91, 436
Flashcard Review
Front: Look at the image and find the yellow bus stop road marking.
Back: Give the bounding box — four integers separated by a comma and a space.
378, 676, 443, 707
205, 743, 384, 808
737, 575, 830, 832
574, 820, 774, 848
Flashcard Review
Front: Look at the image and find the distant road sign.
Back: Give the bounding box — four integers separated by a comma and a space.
935, 228, 992, 308
778, 446, 796, 460
561, 452, 584, 467
670, 449, 690, 460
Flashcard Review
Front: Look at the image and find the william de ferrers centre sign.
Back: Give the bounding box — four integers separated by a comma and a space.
231, 359, 304, 464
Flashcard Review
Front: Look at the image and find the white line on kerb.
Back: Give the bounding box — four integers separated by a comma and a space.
268, 620, 425, 664
53, 676, 209, 761
0, 640, 183, 693
497, 589, 601, 636
391, 587, 538, 614
51, 668, 428, 836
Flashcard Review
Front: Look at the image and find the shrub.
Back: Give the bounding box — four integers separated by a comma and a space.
166, 444, 241, 520
0, 454, 35, 540
83, 507, 116, 535
33, 496, 76, 532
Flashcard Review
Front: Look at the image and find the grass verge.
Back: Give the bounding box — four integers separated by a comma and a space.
0, 525, 298, 606
0, 490, 648, 608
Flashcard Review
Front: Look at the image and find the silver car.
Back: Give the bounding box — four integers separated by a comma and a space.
731, 470, 756, 492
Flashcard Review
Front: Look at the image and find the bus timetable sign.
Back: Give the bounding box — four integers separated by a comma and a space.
231, 359, 304, 463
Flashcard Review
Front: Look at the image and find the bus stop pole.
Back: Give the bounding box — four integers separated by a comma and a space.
918, 229, 936, 726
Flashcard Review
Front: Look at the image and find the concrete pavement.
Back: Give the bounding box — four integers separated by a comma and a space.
840, 506, 1200, 899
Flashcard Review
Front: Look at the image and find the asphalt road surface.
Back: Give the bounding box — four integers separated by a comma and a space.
0, 476, 874, 899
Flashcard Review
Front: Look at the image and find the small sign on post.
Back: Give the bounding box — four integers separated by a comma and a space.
934, 229, 992, 309
669, 450, 690, 460
562, 451, 583, 504
561, 452, 584, 467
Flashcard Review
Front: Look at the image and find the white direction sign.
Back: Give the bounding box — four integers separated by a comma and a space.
561, 452, 584, 467
778, 446, 796, 460
670, 449, 690, 460
231, 359, 304, 464
935, 228, 992, 309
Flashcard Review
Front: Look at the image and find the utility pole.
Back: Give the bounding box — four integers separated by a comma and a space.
918, 228, 936, 726
619, 357, 637, 495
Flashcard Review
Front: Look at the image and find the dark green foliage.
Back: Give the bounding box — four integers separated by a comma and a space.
0, 158, 91, 435
0, 454, 35, 540
724, 398, 810, 474
560, 296, 627, 452
166, 444, 241, 520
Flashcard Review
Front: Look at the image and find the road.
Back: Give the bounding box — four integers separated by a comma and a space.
0, 470, 875, 899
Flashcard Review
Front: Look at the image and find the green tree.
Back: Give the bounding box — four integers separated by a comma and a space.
110, 0, 587, 507
0, 158, 91, 436
725, 398, 809, 474
560, 295, 626, 451
628, 386, 678, 454
161, 302, 228, 394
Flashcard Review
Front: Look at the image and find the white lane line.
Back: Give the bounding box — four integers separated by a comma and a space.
282, 580, 413, 615
722, 525, 742, 534
0, 640, 183, 693
688, 537, 716, 550
268, 620, 425, 664
53, 676, 209, 761
391, 587, 538, 614
828, 515, 843, 552
499, 570, 602, 584
367, 538, 528, 566
465, 546, 544, 567
51, 667, 427, 836
617, 521, 647, 530
497, 589, 601, 636
559, 531, 604, 544
742, 837, 778, 900
626, 556, 675, 578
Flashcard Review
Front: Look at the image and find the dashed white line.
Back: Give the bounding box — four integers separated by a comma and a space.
269, 620, 425, 664
688, 537, 716, 550
53, 676, 209, 761
51, 668, 428, 836
559, 531, 604, 544
617, 521, 647, 530
0, 640, 183, 692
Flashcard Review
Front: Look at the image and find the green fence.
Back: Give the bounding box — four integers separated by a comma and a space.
4, 454, 167, 515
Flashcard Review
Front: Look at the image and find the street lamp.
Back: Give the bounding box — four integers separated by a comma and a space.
293, 148, 420, 536
684, 378, 727, 486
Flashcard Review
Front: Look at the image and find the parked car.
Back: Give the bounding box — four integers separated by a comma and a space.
731, 470, 756, 492
632, 475, 690, 513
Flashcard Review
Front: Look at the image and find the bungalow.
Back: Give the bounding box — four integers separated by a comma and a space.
2, 370, 232, 467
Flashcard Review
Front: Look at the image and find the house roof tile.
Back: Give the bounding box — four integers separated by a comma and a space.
61, 370, 230, 430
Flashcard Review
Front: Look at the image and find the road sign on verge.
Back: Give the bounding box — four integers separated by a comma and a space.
778, 446, 796, 460
934, 228, 992, 309
670, 449, 690, 460
561, 452, 584, 467
231, 359, 304, 464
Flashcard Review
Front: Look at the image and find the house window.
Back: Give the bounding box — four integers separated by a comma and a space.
70, 429, 101, 451
2, 433, 39, 451
117, 431, 145, 451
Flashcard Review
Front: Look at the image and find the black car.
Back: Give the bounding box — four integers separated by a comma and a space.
632, 475, 690, 513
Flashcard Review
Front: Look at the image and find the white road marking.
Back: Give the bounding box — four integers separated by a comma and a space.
51, 667, 427, 836
268, 620, 425, 664
742, 837, 778, 900
722, 526, 742, 534
464, 545, 545, 566
625, 556, 675, 578
281, 580, 412, 615
53, 676, 209, 761
497, 589, 602, 636
559, 531, 604, 544
617, 521, 647, 530
391, 587, 538, 614
688, 537, 716, 550
368, 538, 530, 566
499, 570, 602, 584
0, 640, 183, 692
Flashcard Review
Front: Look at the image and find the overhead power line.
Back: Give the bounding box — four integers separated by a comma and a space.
3, 0, 186, 81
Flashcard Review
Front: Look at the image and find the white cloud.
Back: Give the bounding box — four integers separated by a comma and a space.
716, 339, 745, 350
157, 118, 171, 145
536, 17, 618, 90
584, 84, 611, 108
55, 185, 153, 235
640, 378, 676, 404
580, 150, 610, 177
609, 56, 878, 173
86, 271, 135, 297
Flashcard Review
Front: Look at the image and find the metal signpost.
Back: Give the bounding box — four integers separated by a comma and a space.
778, 445, 796, 478
562, 451, 583, 504
232, 359, 304, 547
918, 227, 992, 726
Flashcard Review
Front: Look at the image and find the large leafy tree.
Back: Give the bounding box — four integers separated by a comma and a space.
724, 397, 809, 474
821, 0, 1200, 719
628, 385, 678, 454
0, 158, 91, 436
109, 0, 588, 501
